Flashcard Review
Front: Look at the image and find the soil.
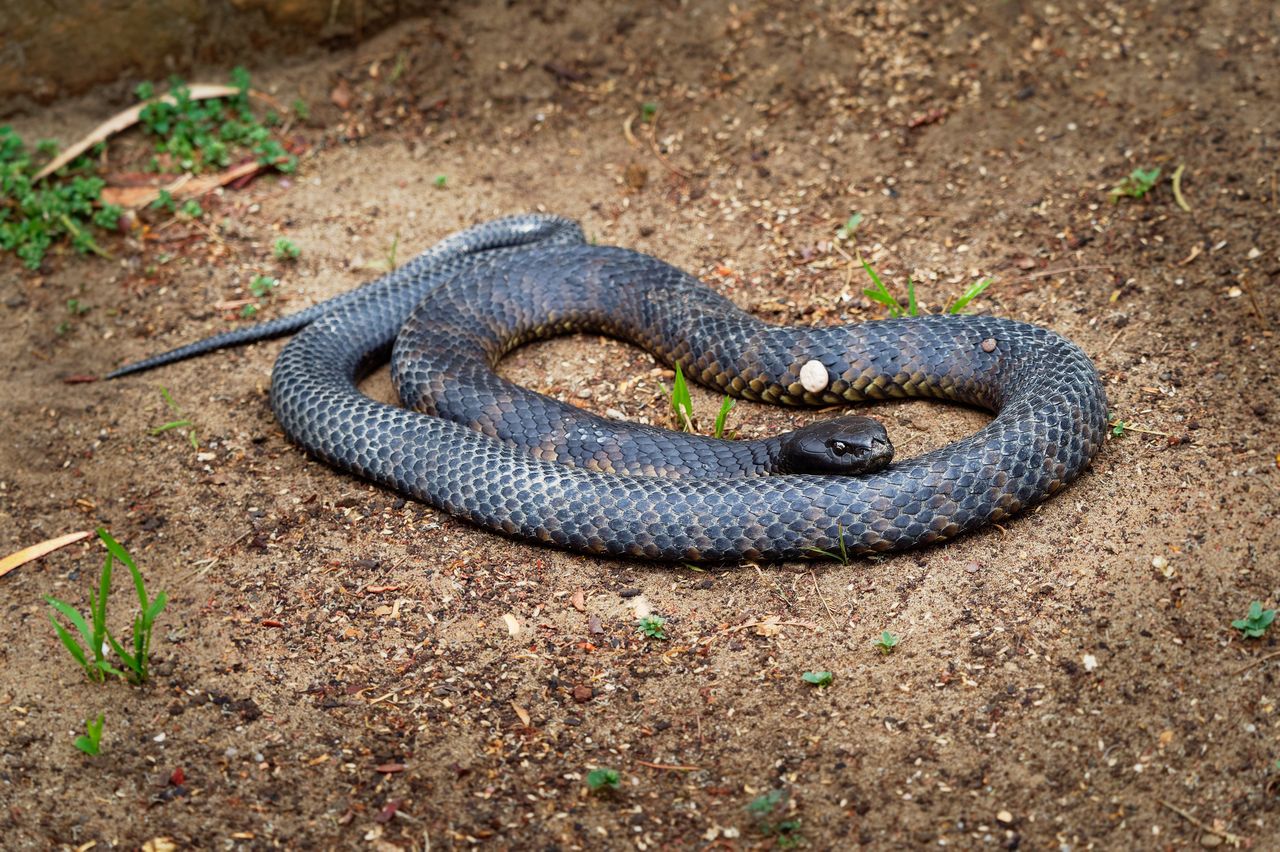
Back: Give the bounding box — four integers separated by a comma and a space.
2, 1, 1278, 848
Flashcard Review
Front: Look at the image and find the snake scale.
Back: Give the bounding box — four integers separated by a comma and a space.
108, 214, 1108, 561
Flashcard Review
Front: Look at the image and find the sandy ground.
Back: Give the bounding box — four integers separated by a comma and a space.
2, 0, 1278, 848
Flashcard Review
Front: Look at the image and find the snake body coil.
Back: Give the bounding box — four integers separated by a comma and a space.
111, 214, 1107, 561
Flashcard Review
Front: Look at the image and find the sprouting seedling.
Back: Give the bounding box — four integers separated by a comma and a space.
178, 199, 203, 219
836, 212, 863, 241
433, 174, 447, 188
1233, 601, 1276, 639
1109, 167, 1162, 202
45, 529, 167, 685
586, 768, 621, 793
150, 386, 198, 450
74, 714, 105, 756
670, 364, 695, 432
875, 630, 901, 654
801, 670, 833, 688
747, 789, 804, 847
273, 237, 300, 260
99, 528, 167, 684
638, 614, 668, 639
640, 102, 658, 123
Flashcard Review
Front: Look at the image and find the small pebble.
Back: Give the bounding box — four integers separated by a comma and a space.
981, 338, 997, 353
996, 810, 1013, 824
965, 561, 980, 573
1201, 833, 1223, 847
799, 359, 828, 393
1151, 555, 1169, 570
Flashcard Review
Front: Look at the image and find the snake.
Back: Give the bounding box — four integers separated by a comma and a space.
107, 213, 1108, 561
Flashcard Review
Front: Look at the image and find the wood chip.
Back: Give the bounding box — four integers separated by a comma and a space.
502, 613, 521, 637
511, 701, 531, 726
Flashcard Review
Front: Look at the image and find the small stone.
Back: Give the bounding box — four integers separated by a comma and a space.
1200, 833, 1223, 847
572, 685, 593, 703
996, 810, 1013, 824
1151, 555, 1168, 570
799, 359, 828, 393
981, 338, 998, 353
965, 561, 980, 573
1082, 654, 1099, 672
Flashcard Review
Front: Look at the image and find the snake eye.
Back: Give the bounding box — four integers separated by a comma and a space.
828, 439, 850, 456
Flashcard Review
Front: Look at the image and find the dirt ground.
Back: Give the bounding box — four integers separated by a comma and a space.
2, 0, 1278, 848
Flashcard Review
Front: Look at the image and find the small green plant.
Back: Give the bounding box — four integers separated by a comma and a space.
670, 364, 695, 432
0, 126, 119, 269
433, 174, 447, 188
150, 386, 199, 450
45, 529, 167, 685
136, 68, 297, 175
149, 189, 176, 212
712, 395, 735, 439
74, 713, 105, 756
640, 102, 658, 123
638, 614, 668, 640
1109, 167, 1161, 202
747, 789, 804, 848
248, 274, 278, 298
801, 671, 833, 688
100, 529, 168, 683
240, 303, 259, 318
291, 98, 310, 121
178, 199, 203, 219
875, 630, 900, 654
835, 212, 863, 241
66, 298, 90, 316
586, 768, 621, 792
272, 237, 300, 260
1233, 601, 1277, 639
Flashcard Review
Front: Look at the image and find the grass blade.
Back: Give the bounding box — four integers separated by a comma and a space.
49, 618, 91, 672
670, 363, 695, 432
859, 258, 904, 317
906, 278, 919, 317
46, 597, 94, 647
946, 278, 993, 314
712, 396, 735, 439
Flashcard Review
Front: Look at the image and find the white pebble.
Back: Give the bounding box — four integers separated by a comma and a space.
799, 359, 828, 393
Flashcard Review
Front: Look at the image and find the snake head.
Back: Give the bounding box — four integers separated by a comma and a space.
778, 415, 893, 475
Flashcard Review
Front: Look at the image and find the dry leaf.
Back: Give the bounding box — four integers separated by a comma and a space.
570, 588, 586, 612
502, 613, 521, 637
511, 701, 531, 726
0, 530, 91, 578
99, 158, 273, 209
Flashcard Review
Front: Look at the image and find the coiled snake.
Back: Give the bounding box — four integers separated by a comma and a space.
108, 214, 1107, 561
